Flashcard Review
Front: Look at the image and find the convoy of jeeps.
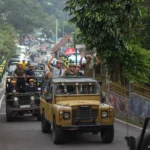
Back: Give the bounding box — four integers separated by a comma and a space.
4, 55, 150, 149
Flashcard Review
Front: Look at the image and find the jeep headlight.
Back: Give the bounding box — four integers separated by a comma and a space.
102, 111, 108, 118
14, 97, 18, 102
30, 96, 35, 101
63, 112, 70, 120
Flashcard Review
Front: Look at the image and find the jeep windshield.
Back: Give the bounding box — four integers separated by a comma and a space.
54, 82, 100, 95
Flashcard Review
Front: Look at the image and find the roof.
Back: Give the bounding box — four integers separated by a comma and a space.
52, 76, 97, 83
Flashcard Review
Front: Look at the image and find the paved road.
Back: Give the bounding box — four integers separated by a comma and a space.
0, 94, 142, 150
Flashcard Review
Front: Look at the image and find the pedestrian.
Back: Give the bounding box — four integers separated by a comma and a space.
48, 54, 64, 77
25, 79, 37, 92
79, 52, 100, 78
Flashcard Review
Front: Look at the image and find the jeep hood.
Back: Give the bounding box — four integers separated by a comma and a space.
56, 95, 100, 106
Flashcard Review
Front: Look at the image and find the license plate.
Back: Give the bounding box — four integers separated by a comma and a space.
20, 105, 30, 108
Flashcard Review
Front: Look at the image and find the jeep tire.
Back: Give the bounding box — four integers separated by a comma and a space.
6, 105, 13, 122
101, 126, 114, 143
41, 112, 50, 133
52, 121, 65, 144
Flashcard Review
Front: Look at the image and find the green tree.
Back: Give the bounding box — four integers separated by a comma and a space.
0, 23, 17, 60
64, 0, 150, 84
1, 0, 48, 33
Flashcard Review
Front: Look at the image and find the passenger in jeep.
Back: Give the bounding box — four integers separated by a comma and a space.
6, 80, 18, 93
14, 62, 26, 93
25, 79, 37, 92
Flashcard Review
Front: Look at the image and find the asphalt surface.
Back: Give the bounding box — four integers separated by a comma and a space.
0, 90, 142, 150
0, 45, 142, 150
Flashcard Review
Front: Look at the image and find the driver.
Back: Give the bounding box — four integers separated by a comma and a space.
25, 79, 37, 92
80, 85, 89, 94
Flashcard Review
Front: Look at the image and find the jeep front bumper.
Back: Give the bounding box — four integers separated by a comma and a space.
60, 123, 113, 132
8, 106, 40, 112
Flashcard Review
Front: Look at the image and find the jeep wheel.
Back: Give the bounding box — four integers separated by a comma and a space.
37, 113, 41, 121
101, 126, 114, 143
41, 112, 50, 133
6, 105, 13, 122
52, 121, 65, 144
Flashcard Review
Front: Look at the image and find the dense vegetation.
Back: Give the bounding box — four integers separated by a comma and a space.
64, 0, 150, 84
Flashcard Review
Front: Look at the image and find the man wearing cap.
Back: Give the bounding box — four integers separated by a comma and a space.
26, 64, 35, 83
48, 54, 64, 77
25, 79, 37, 92
65, 63, 77, 76
76, 64, 83, 76
26, 64, 35, 77
79, 52, 100, 78
6, 80, 17, 93
14, 63, 26, 77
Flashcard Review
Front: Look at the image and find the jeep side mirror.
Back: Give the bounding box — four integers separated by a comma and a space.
46, 97, 52, 103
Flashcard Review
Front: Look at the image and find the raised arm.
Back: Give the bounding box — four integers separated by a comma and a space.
48, 54, 55, 70
93, 53, 100, 65
79, 52, 84, 67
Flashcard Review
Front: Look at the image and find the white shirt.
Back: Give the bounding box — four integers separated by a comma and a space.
51, 67, 64, 77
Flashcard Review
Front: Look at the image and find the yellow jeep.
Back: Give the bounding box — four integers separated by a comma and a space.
40, 77, 114, 144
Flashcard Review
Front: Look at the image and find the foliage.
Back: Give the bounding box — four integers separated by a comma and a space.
0, 23, 17, 59
121, 44, 150, 84
141, 0, 150, 49
64, 0, 150, 83
1, 0, 48, 33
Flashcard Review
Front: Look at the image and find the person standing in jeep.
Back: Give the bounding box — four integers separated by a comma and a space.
79, 52, 100, 78
48, 54, 64, 77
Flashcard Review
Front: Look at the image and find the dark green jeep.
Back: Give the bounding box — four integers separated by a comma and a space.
5, 77, 41, 122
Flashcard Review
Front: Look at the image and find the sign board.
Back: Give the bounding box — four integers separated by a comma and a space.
75, 44, 86, 49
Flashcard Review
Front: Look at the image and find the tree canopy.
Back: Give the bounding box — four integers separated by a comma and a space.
0, 23, 17, 59
64, 0, 150, 84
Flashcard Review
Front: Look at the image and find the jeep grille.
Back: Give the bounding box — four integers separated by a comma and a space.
72, 106, 98, 120
19, 96, 30, 105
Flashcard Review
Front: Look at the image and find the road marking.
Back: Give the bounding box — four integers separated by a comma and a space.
0, 94, 4, 110
115, 118, 148, 130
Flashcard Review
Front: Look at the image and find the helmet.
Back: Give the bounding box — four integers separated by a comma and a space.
29, 79, 34, 82
85, 55, 92, 60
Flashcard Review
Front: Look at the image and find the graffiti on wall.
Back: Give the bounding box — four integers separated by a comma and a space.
108, 91, 128, 117
129, 93, 150, 118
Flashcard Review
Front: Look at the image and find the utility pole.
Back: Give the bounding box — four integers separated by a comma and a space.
56, 19, 58, 43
